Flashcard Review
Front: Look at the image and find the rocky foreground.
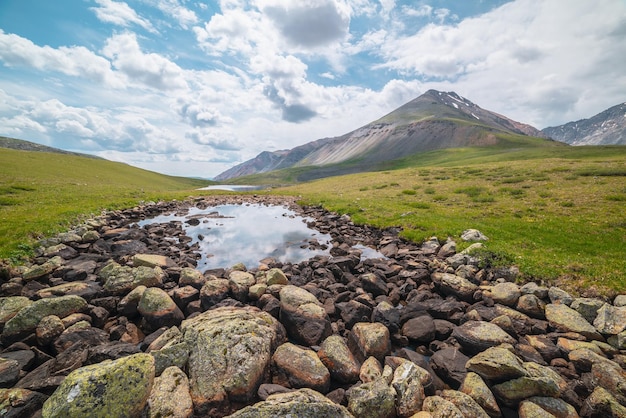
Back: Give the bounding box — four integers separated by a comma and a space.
1, 195, 626, 417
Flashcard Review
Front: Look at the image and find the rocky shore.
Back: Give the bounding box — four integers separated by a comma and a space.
1, 195, 626, 417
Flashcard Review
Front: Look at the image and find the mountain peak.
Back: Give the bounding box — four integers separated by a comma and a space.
215, 90, 548, 181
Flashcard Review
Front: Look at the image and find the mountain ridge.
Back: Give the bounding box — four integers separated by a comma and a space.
541, 102, 626, 145
215, 89, 549, 181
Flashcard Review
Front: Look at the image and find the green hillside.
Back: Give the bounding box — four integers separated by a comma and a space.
0, 147, 211, 260
276, 145, 626, 295
228, 134, 566, 185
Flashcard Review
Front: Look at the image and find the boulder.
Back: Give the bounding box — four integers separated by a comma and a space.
452, 320, 516, 352
145, 366, 193, 418
137, 287, 184, 332
272, 342, 330, 393
99, 262, 164, 295
490, 282, 521, 307
264, 268, 289, 286
347, 378, 396, 418
2, 295, 87, 344
422, 395, 464, 418
594, 303, 626, 335
430, 347, 470, 389
200, 278, 231, 308
179, 268, 207, 289
571, 298, 605, 324
431, 273, 477, 302
132, 254, 176, 269
391, 360, 426, 417
179, 306, 286, 415
460, 372, 501, 418
348, 322, 391, 363
548, 287, 574, 306
461, 229, 489, 242
41, 353, 155, 418
0, 388, 48, 418
279, 285, 331, 346
0, 296, 33, 330
440, 389, 490, 418
466, 346, 526, 381
402, 315, 436, 343
526, 396, 579, 418
545, 303, 603, 341
516, 294, 546, 319
317, 335, 360, 384
228, 388, 353, 417
35, 282, 101, 300
229, 270, 256, 302
579, 386, 626, 417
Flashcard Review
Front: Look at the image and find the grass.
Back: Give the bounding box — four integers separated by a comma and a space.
274, 145, 626, 296
0, 148, 211, 261
2, 142, 625, 297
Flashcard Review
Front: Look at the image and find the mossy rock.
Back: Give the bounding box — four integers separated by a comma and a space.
42, 353, 155, 418
2, 295, 87, 344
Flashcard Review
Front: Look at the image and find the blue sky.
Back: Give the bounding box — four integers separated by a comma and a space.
0, 0, 624, 178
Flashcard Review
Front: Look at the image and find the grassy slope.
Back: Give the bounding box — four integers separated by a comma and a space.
275, 144, 626, 296
0, 148, 211, 260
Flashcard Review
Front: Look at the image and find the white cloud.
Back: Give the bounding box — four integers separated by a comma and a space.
156, 0, 199, 28
0, 30, 123, 88
373, 0, 626, 127
90, 0, 158, 33
102, 32, 188, 91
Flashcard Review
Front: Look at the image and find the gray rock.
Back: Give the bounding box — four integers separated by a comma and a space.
145, 366, 193, 418
461, 229, 489, 242
180, 306, 286, 414
179, 267, 207, 289
516, 294, 546, 319
200, 278, 231, 308
452, 320, 516, 352
460, 372, 501, 418
229, 270, 256, 302
430, 348, 469, 389
594, 303, 626, 335
614, 295, 626, 307
347, 378, 397, 418
0, 296, 32, 329
520, 282, 549, 299
548, 287, 574, 306
571, 298, 605, 324
431, 272, 478, 302
0, 358, 20, 387
466, 346, 527, 381
525, 396, 578, 418
228, 388, 353, 417
545, 303, 603, 340
490, 282, 521, 307
391, 360, 426, 417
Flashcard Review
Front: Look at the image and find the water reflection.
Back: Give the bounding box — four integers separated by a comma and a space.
137, 204, 333, 270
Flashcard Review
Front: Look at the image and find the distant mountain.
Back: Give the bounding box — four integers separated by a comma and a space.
542, 103, 626, 145
0, 136, 102, 158
215, 89, 548, 181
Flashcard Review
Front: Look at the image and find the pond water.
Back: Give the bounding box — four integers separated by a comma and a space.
137, 204, 337, 270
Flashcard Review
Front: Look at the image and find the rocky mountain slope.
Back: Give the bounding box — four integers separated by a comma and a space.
542, 102, 626, 145
215, 90, 547, 181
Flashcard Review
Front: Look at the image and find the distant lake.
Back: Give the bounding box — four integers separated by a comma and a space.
198, 185, 267, 192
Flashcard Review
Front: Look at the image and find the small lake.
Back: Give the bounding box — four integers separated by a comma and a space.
137, 204, 386, 271
137, 204, 333, 270
198, 185, 267, 192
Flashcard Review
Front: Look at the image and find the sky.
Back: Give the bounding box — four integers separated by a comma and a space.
0, 1, 625, 179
